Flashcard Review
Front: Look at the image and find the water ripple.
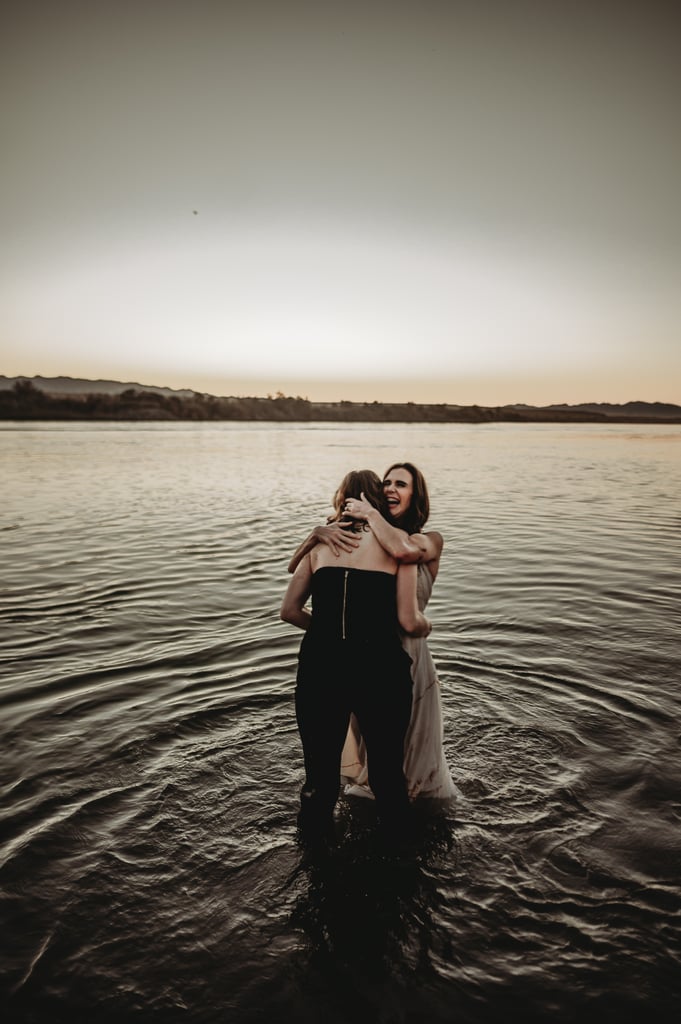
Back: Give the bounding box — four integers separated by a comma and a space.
2, 422, 680, 1022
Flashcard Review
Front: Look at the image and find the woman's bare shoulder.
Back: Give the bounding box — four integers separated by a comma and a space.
419, 529, 444, 556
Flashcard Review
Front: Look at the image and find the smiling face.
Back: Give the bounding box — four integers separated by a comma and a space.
383, 466, 414, 520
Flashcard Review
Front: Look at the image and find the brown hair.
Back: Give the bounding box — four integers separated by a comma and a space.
383, 462, 430, 534
329, 469, 391, 532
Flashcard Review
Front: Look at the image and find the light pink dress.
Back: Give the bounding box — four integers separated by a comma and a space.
341, 563, 459, 801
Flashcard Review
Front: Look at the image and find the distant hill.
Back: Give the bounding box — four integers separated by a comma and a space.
0, 375, 199, 399
542, 401, 681, 419
1, 376, 680, 422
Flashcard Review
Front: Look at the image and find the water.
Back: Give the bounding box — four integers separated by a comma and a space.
1, 421, 680, 1023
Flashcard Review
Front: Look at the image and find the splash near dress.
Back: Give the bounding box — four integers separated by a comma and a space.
341, 563, 459, 802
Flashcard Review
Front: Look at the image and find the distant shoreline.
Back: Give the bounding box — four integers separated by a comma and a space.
1, 379, 680, 424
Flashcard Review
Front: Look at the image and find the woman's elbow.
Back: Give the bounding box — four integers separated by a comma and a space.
394, 540, 422, 563
399, 614, 419, 635
400, 614, 431, 638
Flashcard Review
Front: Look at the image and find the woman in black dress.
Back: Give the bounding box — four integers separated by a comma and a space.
280, 469, 430, 841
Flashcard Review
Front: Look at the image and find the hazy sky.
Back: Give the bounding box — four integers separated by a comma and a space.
2, 0, 679, 404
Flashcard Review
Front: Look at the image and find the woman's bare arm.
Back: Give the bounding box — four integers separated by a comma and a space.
280, 554, 314, 629
344, 494, 443, 564
396, 563, 432, 637
287, 522, 360, 574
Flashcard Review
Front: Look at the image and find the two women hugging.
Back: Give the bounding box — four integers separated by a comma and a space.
281, 463, 458, 843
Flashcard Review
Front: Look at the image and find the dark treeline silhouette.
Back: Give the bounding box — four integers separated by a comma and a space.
1, 380, 680, 423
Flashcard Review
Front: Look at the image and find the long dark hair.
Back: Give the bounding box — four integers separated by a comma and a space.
329, 469, 390, 532
383, 461, 430, 534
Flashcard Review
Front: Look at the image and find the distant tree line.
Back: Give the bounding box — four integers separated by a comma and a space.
1, 380, 677, 423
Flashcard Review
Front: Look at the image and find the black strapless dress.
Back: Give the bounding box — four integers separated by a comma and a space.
294, 567, 413, 835
306, 565, 404, 643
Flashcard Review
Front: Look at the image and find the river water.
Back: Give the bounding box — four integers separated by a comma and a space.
1, 421, 680, 1023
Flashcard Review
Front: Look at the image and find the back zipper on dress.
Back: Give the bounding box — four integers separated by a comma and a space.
342, 569, 349, 640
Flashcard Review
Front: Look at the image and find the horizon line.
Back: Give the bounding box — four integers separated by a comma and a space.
2, 374, 680, 411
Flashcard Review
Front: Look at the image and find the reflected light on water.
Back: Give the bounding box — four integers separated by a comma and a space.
1, 421, 680, 1022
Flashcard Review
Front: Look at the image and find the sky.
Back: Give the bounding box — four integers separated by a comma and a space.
2, 0, 680, 405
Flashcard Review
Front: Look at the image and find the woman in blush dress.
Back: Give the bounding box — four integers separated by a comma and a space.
288, 462, 459, 803
281, 469, 432, 842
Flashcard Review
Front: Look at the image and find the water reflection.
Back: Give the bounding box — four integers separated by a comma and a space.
2, 422, 680, 1023
289, 801, 459, 1015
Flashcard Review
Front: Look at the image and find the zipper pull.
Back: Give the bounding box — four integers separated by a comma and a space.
342, 569, 349, 640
